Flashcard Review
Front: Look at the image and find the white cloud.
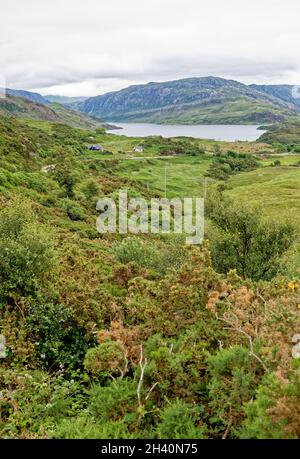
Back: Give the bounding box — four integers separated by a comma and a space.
1, 0, 300, 96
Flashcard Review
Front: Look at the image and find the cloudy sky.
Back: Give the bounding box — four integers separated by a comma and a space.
1, 0, 300, 96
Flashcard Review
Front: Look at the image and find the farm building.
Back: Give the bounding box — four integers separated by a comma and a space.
133, 145, 144, 153
87, 145, 104, 151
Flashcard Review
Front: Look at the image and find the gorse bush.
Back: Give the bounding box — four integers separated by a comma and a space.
84, 340, 127, 377
89, 379, 137, 423
157, 400, 206, 439
240, 368, 300, 439
206, 346, 261, 436
53, 416, 133, 439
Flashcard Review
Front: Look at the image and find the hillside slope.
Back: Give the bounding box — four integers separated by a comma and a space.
78, 76, 298, 125
1, 87, 49, 105
259, 120, 300, 145
250, 84, 300, 111
0, 113, 299, 439
0, 94, 105, 129
45, 95, 88, 105
0, 95, 61, 121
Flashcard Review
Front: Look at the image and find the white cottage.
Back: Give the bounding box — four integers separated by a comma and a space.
133, 145, 144, 153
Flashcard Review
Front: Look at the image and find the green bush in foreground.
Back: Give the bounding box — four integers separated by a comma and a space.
206, 191, 297, 280
0, 198, 56, 301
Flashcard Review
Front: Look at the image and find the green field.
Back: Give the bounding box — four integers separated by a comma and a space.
261, 154, 300, 166
112, 156, 211, 198
223, 165, 300, 274
225, 166, 300, 219
107, 150, 300, 274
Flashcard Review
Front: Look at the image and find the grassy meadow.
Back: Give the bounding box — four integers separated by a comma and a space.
89, 134, 300, 275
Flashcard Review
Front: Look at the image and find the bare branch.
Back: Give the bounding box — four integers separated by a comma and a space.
216, 313, 268, 372
137, 345, 147, 408
137, 345, 158, 410
222, 407, 233, 440
145, 382, 158, 401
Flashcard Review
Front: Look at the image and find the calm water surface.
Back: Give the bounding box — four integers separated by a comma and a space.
109, 123, 265, 142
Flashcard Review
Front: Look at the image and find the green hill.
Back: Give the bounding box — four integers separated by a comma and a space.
78, 76, 298, 125
259, 120, 300, 145
2, 87, 49, 104
0, 94, 105, 129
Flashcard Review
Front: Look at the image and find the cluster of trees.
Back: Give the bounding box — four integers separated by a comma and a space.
206, 150, 259, 180
141, 136, 205, 156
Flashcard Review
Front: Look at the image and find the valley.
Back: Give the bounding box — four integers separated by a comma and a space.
3, 0, 300, 444
0, 89, 299, 440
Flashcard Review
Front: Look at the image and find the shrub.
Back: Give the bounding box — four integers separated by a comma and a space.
113, 237, 189, 276
53, 416, 133, 439
88, 379, 137, 423
0, 199, 56, 300
53, 159, 78, 198
60, 199, 87, 221
206, 151, 259, 180
206, 191, 297, 280
81, 180, 99, 199
28, 301, 88, 370
272, 159, 281, 166
240, 370, 300, 439
113, 238, 158, 269
157, 400, 206, 439
206, 346, 260, 436
84, 340, 127, 377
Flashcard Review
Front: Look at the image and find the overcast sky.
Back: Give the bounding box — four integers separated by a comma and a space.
1, 0, 300, 96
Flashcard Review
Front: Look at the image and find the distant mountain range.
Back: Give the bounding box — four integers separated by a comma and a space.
0, 89, 88, 106
2, 77, 300, 127
44, 95, 88, 105
76, 77, 300, 125
249, 84, 300, 110
1, 87, 49, 105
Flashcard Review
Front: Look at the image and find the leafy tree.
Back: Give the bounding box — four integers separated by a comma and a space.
81, 180, 98, 199
206, 192, 297, 280
0, 199, 56, 301
53, 156, 78, 198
